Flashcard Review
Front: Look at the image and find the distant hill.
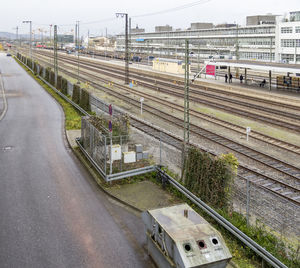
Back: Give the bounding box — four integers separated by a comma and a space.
0, 32, 15, 39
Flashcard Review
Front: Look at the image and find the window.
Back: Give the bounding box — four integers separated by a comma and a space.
296, 27, 300, 33
281, 27, 293, 33
281, 54, 294, 62
281, 39, 300, 47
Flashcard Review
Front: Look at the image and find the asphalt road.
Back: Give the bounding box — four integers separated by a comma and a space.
0, 53, 152, 268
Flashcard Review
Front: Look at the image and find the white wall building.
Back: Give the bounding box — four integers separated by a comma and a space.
275, 11, 300, 63
116, 11, 300, 64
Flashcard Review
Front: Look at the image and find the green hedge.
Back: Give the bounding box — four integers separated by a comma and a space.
184, 148, 236, 210
56, 75, 62, 90
61, 78, 68, 95
50, 71, 55, 86
79, 89, 90, 111
72, 84, 81, 104
45, 68, 51, 82
39, 65, 44, 77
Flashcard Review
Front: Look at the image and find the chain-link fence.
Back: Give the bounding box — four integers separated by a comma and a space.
232, 177, 300, 244
81, 116, 156, 182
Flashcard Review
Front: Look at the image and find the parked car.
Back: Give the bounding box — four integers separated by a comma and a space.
6, 53, 12, 56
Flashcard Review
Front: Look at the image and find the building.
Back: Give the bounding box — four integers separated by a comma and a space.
190, 23, 213, 30
275, 11, 300, 63
131, 25, 145, 34
155, 25, 173, 32
116, 11, 300, 64
246, 14, 277, 26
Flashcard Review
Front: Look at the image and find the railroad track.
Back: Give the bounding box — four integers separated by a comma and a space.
32, 51, 300, 155
33, 50, 300, 133
37, 58, 300, 204
23, 50, 300, 203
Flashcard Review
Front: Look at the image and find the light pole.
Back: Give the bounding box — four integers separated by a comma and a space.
13, 26, 18, 52
76, 21, 80, 84
22, 20, 32, 61
49, 24, 53, 48
116, 13, 129, 85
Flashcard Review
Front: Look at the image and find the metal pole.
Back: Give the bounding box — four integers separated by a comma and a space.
49, 24, 52, 48
125, 14, 129, 84
54, 25, 58, 79
246, 179, 250, 226
110, 134, 112, 175
269, 70, 272, 91
30, 21, 32, 61
182, 39, 190, 179
77, 21, 80, 84
159, 132, 162, 166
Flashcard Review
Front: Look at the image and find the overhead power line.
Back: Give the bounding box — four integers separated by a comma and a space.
132, 0, 212, 18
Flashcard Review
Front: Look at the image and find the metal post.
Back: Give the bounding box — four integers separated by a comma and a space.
110, 133, 113, 175
159, 132, 162, 166
269, 70, 272, 91
49, 24, 52, 48
104, 136, 107, 176
246, 179, 250, 226
182, 39, 190, 179
125, 14, 129, 84
76, 21, 80, 84
120, 136, 123, 172
116, 13, 129, 84
54, 25, 58, 80
29, 21, 32, 61
22, 21, 32, 60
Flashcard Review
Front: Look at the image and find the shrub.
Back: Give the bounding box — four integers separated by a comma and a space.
72, 84, 81, 104
184, 148, 236, 210
79, 89, 90, 111
56, 75, 62, 90
50, 71, 55, 86
45, 67, 51, 82
39, 65, 44, 77
61, 78, 68, 95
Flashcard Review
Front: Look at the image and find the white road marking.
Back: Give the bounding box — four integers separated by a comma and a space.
0, 74, 8, 121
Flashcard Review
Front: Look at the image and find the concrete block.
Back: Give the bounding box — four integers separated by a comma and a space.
135, 144, 143, 153
143, 151, 149, 159
136, 152, 143, 161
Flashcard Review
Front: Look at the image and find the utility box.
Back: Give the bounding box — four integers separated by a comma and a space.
123, 151, 136, 163
111, 144, 121, 161
135, 144, 143, 153
142, 204, 232, 268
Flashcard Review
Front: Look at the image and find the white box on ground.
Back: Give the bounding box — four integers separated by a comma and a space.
111, 144, 121, 161
135, 144, 143, 153
123, 151, 136, 163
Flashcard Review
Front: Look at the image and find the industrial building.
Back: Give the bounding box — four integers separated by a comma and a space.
116, 11, 300, 64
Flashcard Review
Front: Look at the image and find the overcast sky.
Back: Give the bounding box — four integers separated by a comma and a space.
1, 0, 299, 36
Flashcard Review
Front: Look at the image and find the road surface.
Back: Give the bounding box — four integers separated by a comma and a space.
0, 53, 152, 268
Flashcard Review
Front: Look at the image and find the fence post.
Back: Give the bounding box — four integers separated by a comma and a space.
110, 133, 112, 175
120, 136, 123, 172
104, 136, 107, 178
159, 131, 162, 166
246, 179, 250, 226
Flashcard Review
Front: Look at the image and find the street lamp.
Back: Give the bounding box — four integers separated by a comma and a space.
22, 20, 32, 61
116, 13, 129, 85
